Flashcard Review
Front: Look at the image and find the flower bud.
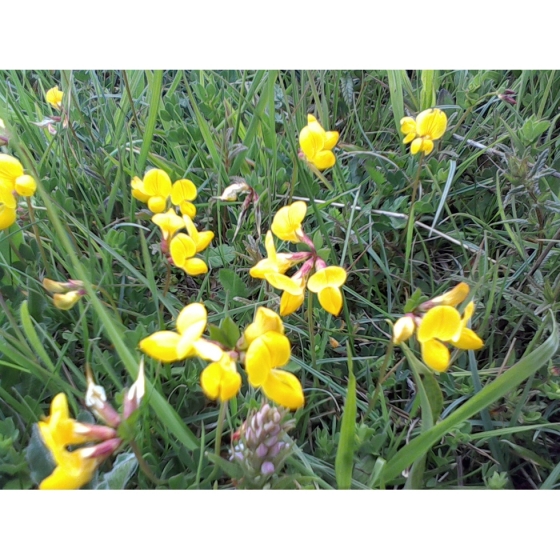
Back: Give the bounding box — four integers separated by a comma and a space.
392, 315, 416, 344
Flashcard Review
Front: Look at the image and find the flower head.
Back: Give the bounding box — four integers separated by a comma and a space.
171, 179, 197, 219
140, 302, 223, 363
169, 233, 209, 276
299, 115, 339, 170
243, 308, 304, 410
265, 272, 307, 316
400, 108, 447, 155
37, 393, 119, 490
392, 315, 416, 344
46, 86, 64, 110
271, 201, 307, 243
152, 207, 185, 241
0, 154, 37, 198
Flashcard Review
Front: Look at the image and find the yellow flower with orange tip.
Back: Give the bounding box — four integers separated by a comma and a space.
400, 108, 447, 155
417, 302, 483, 372
38, 393, 119, 490
45, 86, 64, 110
271, 200, 307, 243
307, 266, 347, 316
140, 302, 223, 363
243, 308, 304, 410
250, 231, 295, 280
200, 353, 242, 402
299, 114, 339, 170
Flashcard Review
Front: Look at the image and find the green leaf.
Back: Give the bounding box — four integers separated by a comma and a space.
423, 371, 444, 424
382, 314, 559, 483
218, 269, 248, 299
335, 345, 357, 489
206, 452, 243, 480
26, 425, 55, 487
207, 245, 236, 268
220, 316, 241, 349
96, 452, 138, 489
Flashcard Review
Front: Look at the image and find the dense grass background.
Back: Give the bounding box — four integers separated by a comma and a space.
1, 70, 559, 489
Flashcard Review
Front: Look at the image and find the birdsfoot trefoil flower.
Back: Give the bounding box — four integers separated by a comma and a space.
400, 108, 447, 155
299, 115, 339, 170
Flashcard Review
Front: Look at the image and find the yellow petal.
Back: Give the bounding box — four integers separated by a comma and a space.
245, 331, 291, 386
416, 108, 447, 140
430, 282, 470, 307
264, 230, 277, 260
53, 291, 82, 310
392, 316, 416, 344
280, 290, 305, 316
421, 339, 450, 373
131, 176, 150, 203
39, 455, 97, 490
140, 331, 181, 362
271, 201, 307, 243
451, 328, 484, 350
200, 355, 241, 402
403, 132, 416, 144
0, 186, 17, 209
147, 196, 167, 213
417, 306, 462, 343
307, 266, 347, 292
179, 200, 197, 219
411, 138, 422, 155
311, 150, 336, 170
0, 154, 24, 182
265, 272, 305, 295
243, 307, 284, 346
15, 174, 36, 196
194, 340, 224, 362
262, 369, 304, 410
421, 138, 434, 155
152, 208, 185, 240
171, 179, 197, 204
250, 258, 279, 279
317, 286, 343, 316
143, 169, 172, 198
181, 258, 208, 276
324, 130, 339, 151
0, 206, 17, 230
400, 117, 417, 135
170, 234, 197, 266
176, 302, 207, 338
193, 231, 214, 253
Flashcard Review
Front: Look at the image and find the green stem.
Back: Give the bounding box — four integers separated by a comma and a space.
208, 400, 228, 484
26, 197, 53, 278
130, 439, 166, 486
307, 290, 317, 370
402, 154, 425, 278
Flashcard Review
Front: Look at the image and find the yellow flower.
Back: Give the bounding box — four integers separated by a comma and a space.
265, 272, 306, 316
271, 201, 307, 243
299, 114, 339, 170
152, 207, 185, 241
243, 310, 304, 410
250, 231, 294, 280
307, 266, 347, 316
141, 169, 172, 213
400, 108, 447, 155
140, 302, 223, 363
38, 394, 116, 490
131, 176, 150, 203
45, 86, 64, 110
417, 303, 484, 372
392, 315, 416, 344
171, 179, 197, 219
169, 233, 209, 276
200, 353, 242, 402
0, 154, 37, 197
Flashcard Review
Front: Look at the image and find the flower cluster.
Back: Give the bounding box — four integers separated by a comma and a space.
299, 114, 339, 170
35, 365, 144, 490
400, 108, 447, 155
132, 168, 213, 276
0, 154, 37, 230
230, 402, 295, 489
392, 282, 484, 372
140, 305, 304, 410
43, 278, 86, 310
251, 201, 347, 316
